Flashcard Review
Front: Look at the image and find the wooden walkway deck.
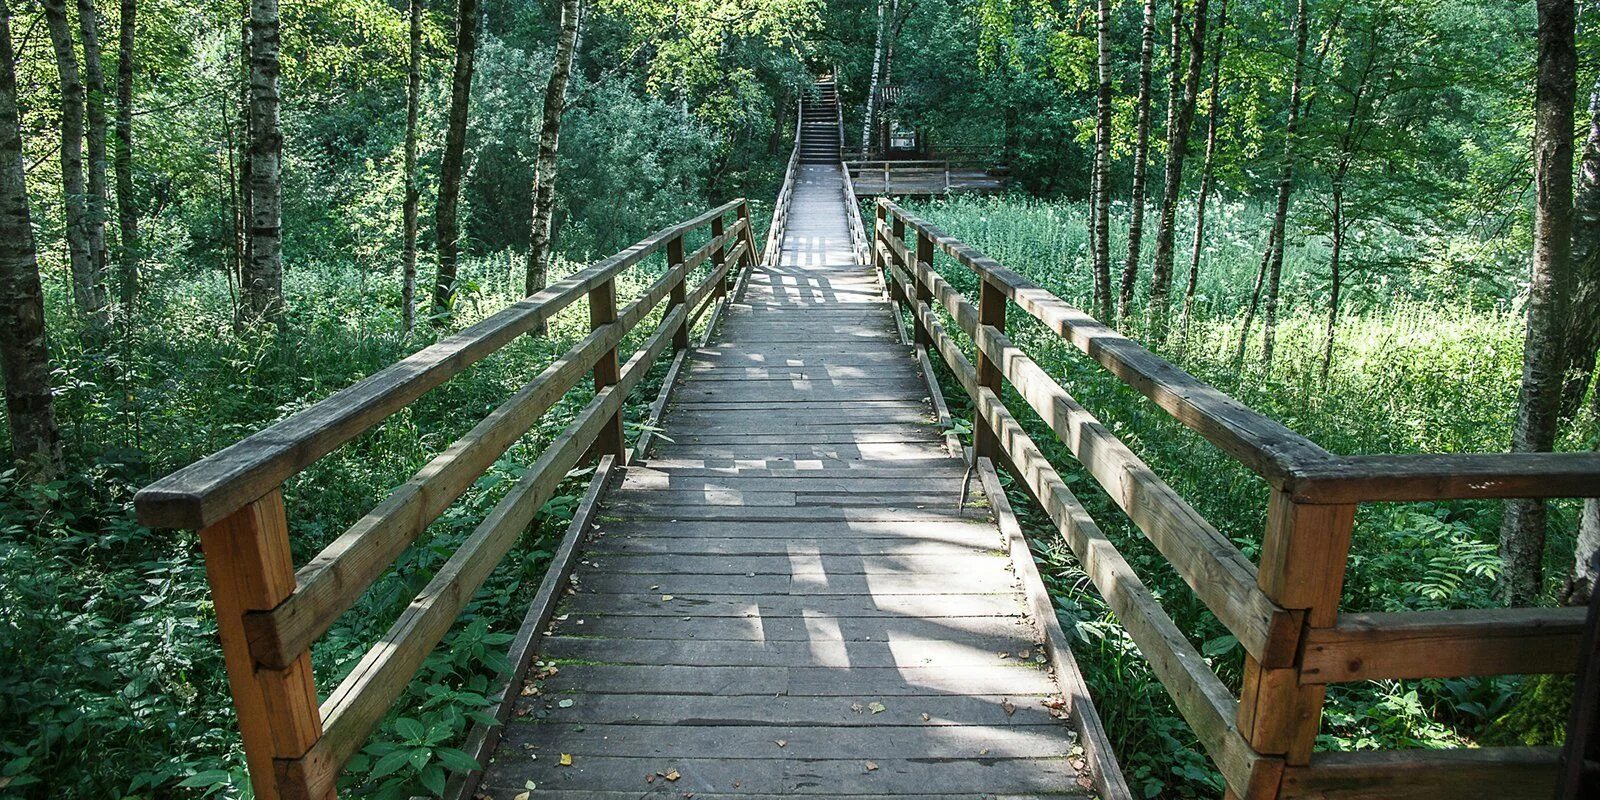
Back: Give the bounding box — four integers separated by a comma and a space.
474, 162, 1098, 797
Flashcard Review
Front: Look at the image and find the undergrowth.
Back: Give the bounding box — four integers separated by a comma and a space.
900, 192, 1590, 798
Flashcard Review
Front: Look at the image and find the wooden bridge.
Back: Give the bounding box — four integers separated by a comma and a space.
137, 78, 1600, 800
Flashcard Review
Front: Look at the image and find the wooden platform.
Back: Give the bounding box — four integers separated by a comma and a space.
474, 163, 1096, 798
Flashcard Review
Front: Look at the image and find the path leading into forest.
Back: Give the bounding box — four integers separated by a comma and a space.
473, 159, 1098, 797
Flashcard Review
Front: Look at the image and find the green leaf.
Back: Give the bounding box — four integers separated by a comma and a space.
176, 770, 232, 788
420, 763, 447, 795
435, 747, 481, 772
371, 748, 412, 779
394, 717, 426, 741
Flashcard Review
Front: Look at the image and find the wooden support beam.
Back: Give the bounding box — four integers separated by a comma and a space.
1236, 492, 1356, 798
914, 230, 934, 348
711, 215, 727, 299
973, 276, 1005, 461
1300, 607, 1587, 683
667, 235, 689, 352
1278, 747, 1561, 800
589, 277, 626, 462
198, 490, 328, 800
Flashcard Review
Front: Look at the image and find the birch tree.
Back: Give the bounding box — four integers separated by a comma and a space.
114, 0, 137, 305
0, 0, 63, 478
1500, 0, 1578, 606
42, 0, 108, 325
1091, 0, 1113, 322
1179, 0, 1227, 344
1258, 0, 1310, 368
1148, 0, 1208, 342
240, 0, 283, 324
1118, 0, 1157, 324
401, 0, 422, 332
432, 0, 480, 319
525, 0, 582, 311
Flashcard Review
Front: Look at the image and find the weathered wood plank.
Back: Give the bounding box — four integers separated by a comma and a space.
1300, 607, 1587, 683
1277, 747, 1561, 800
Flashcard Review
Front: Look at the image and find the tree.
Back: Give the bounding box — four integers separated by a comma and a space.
114, 0, 138, 305
1091, 0, 1113, 322
1559, 74, 1600, 421
42, 0, 108, 326
1258, 0, 1310, 368
525, 0, 582, 309
1179, 0, 1226, 344
240, 0, 284, 324
401, 0, 422, 333
1118, 0, 1158, 325
0, 0, 63, 478
432, 0, 480, 319
1147, 0, 1208, 342
78, 0, 111, 300
862, 0, 887, 154
1499, 0, 1577, 607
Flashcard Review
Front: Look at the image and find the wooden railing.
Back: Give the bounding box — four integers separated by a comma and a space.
762, 97, 803, 268
873, 197, 1600, 800
135, 201, 760, 800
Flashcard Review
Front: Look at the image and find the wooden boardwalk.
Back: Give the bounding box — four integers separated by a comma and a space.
475, 161, 1097, 797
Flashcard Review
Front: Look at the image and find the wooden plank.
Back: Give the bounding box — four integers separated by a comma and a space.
569, 608, 1038, 643
443, 454, 621, 800
540, 636, 1040, 668
136, 199, 743, 530
477, 754, 1086, 796
978, 458, 1132, 800
570, 569, 1018, 597
513, 691, 1064, 728
562, 591, 1026, 619
574, 551, 1009, 576
1277, 747, 1561, 800
537, 663, 1058, 697
197, 491, 328, 800
1300, 607, 1588, 683
500, 722, 1073, 759
283, 305, 686, 790
1286, 452, 1600, 503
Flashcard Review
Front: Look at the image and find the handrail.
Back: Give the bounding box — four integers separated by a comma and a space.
835, 84, 870, 266
137, 203, 756, 800
136, 198, 745, 531
874, 196, 1600, 800
761, 96, 803, 268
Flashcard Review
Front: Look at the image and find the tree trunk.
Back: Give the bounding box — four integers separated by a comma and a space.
1321, 167, 1346, 384
113, 0, 137, 306
1560, 75, 1600, 421
401, 0, 421, 333
1499, 0, 1577, 607
1234, 225, 1274, 365
1118, 0, 1158, 325
43, 0, 108, 326
861, 0, 886, 155
1567, 383, 1600, 605
237, 13, 250, 289
1148, 0, 1208, 343
525, 0, 581, 316
240, 0, 283, 325
1180, 0, 1227, 345
0, 0, 63, 478
1091, 0, 1113, 322
1259, 0, 1310, 369
77, 0, 110, 305
432, 0, 479, 320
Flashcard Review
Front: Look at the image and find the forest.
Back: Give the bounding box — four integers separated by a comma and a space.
0, 0, 1597, 797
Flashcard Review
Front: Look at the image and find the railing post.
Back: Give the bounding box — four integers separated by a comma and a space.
973, 276, 1006, 460
667, 234, 690, 352
710, 215, 727, 301
589, 277, 626, 460
913, 230, 934, 349
874, 202, 889, 289
1231, 491, 1356, 799
199, 489, 328, 800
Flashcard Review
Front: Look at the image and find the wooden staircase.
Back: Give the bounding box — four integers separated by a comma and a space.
800, 78, 841, 164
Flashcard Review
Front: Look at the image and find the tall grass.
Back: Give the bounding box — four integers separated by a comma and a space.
900, 192, 1590, 798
